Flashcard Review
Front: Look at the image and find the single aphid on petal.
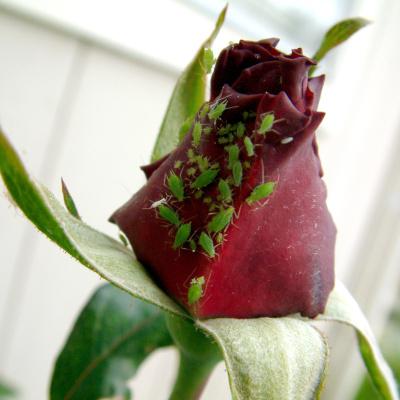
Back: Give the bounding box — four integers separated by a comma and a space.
110, 39, 336, 319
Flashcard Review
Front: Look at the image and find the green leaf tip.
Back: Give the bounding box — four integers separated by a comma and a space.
173, 223, 192, 249
151, 5, 227, 162
199, 232, 215, 257
158, 204, 181, 226
246, 182, 276, 205
167, 172, 185, 201
61, 178, 80, 219
188, 276, 205, 305
207, 207, 234, 234
310, 17, 371, 75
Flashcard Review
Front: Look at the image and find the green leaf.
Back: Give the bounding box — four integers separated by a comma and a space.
317, 281, 399, 400
0, 129, 187, 318
202, 48, 215, 74
198, 317, 328, 400
61, 178, 80, 219
310, 18, 370, 75
0, 381, 15, 398
151, 6, 227, 161
50, 284, 173, 400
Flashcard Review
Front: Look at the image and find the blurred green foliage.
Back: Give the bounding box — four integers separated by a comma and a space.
355, 300, 400, 399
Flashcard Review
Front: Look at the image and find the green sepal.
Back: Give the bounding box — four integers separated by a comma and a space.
310, 17, 370, 75
151, 6, 227, 161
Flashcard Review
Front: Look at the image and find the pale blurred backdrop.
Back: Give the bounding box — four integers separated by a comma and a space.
0, 0, 399, 399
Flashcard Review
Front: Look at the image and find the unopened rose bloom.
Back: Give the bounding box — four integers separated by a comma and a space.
111, 39, 336, 319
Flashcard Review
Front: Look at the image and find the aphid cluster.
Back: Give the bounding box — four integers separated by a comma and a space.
155, 98, 280, 264
151, 63, 293, 304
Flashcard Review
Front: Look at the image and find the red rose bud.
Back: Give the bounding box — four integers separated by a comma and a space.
110, 39, 336, 319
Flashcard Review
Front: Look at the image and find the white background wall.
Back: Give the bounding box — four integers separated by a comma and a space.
0, 0, 400, 399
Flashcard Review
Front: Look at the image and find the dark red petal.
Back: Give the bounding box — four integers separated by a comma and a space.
140, 153, 170, 179
306, 75, 325, 111
232, 61, 281, 95
256, 92, 311, 138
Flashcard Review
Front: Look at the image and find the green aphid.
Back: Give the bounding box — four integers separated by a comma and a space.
236, 122, 245, 138
167, 172, 185, 201
217, 126, 228, 136
196, 155, 209, 172
232, 161, 243, 187
208, 100, 227, 121
188, 276, 205, 305
187, 148, 195, 161
246, 181, 276, 205
203, 126, 212, 135
207, 207, 234, 233
187, 167, 196, 177
179, 115, 195, 142
227, 144, 240, 169
200, 103, 210, 119
203, 196, 212, 204
218, 137, 229, 144
258, 113, 275, 134
192, 122, 202, 147
242, 111, 249, 121
173, 222, 191, 249
189, 239, 197, 252
158, 204, 181, 226
218, 179, 232, 202
209, 203, 218, 212
203, 48, 215, 73
243, 160, 251, 169
216, 232, 224, 244
174, 160, 183, 169
191, 168, 219, 189
210, 162, 220, 170
198, 232, 215, 257
244, 136, 254, 156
